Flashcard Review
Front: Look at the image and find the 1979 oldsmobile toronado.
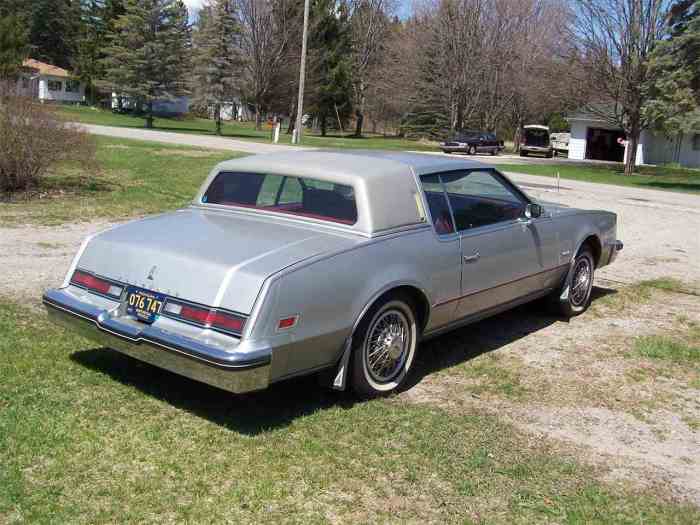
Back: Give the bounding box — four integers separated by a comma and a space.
43, 151, 623, 397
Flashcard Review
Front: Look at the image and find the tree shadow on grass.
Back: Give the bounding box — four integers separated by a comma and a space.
70, 286, 616, 435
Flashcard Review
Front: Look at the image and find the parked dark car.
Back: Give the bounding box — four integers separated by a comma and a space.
441, 131, 504, 155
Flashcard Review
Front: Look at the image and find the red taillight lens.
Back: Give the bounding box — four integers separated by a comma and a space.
171, 302, 246, 335
208, 311, 245, 333
70, 270, 122, 297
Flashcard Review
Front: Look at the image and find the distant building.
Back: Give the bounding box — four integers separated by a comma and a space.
18, 59, 85, 103
111, 93, 190, 117
568, 105, 700, 168
208, 99, 255, 121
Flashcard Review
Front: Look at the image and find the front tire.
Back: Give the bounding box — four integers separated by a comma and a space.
551, 248, 595, 317
468, 145, 477, 155
351, 294, 418, 398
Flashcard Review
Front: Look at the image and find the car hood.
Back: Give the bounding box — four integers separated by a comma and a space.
77, 208, 360, 313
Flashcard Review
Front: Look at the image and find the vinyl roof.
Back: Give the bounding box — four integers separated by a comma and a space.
196, 150, 489, 235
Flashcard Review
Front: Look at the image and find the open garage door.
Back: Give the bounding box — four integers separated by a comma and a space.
585, 128, 626, 162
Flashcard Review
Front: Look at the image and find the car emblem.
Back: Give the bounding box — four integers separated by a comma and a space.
147, 265, 157, 280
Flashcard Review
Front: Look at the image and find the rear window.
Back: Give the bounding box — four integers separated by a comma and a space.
202, 171, 358, 225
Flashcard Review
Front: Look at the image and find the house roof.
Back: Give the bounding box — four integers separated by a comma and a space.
22, 59, 71, 78
567, 103, 618, 123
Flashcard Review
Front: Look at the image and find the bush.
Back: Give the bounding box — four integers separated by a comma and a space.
0, 85, 96, 194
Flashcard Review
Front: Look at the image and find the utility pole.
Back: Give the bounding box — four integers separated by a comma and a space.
292, 0, 310, 145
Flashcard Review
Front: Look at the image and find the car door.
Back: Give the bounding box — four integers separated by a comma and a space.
438, 170, 546, 319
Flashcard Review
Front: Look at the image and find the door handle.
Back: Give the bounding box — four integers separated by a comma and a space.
463, 252, 480, 263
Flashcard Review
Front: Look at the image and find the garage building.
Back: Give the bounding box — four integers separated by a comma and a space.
567, 106, 700, 168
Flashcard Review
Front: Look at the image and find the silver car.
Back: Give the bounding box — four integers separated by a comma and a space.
43, 151, 623, 397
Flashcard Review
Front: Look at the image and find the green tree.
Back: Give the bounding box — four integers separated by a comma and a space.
101, 0, 191, 128
0, 15, 29, 80
308, 0, 353, 136
644, 0, 700, 136
0, 0, 81, 70
191, 0, 243, 135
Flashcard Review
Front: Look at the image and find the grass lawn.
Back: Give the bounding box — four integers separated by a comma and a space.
497, 162, 700, 194
2, 299, 699, 523
0, 137, 239, 227
59, 105, 441, 152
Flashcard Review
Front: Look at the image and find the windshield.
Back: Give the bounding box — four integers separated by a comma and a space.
202, 171, 358, 225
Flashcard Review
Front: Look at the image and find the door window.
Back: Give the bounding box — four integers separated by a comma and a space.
440, 170, 526, 230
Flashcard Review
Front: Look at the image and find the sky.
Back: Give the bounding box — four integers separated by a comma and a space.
182, 0, 413, 20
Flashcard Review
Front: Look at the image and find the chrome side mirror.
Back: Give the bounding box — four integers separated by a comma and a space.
525, 203, 542, 219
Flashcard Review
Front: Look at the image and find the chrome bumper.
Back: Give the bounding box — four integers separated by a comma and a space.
605, 239, 624, 264
43, 289, 271, 394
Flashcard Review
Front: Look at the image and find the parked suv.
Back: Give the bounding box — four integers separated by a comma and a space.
441, 131, 504, 155
520, 125, 554, 157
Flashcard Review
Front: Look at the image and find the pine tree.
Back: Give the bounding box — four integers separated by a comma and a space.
0, 15, 29, 80
644, 0, 700, 136
191, 0, 243, 135
101, 0, 191, 128
308, 0, 353, 137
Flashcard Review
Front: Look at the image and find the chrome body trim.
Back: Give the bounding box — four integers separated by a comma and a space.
43, 289, 271, 393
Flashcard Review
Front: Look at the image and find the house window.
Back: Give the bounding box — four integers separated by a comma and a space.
47, 80, 62, 92
693, 134, 700, 151
65, 79, 80, 93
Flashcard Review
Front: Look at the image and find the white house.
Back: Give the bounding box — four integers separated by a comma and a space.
567, 106, 700, 168
208, 99, 255, 121
19, 59, 85, 103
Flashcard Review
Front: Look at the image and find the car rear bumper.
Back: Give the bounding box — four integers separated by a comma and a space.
43, 288, 271, 394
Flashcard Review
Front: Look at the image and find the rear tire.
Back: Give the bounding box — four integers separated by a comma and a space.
550, 247, 595, 318
520, 150, 528, 157
490, 148, 497, 156
351, 294, 418, 399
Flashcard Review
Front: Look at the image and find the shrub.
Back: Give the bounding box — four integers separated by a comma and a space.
0, 85, 96, 194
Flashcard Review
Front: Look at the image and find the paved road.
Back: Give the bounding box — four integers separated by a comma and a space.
77, 123, 315, 154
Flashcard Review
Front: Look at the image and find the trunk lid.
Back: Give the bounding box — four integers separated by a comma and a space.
77, 208, 360, 313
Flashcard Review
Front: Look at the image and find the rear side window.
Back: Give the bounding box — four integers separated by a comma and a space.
420, 174, 455, 235
202, 171, 357, 225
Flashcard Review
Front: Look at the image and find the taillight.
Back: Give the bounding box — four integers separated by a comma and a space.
163, 300, 246, 335
70, 270, 123, 298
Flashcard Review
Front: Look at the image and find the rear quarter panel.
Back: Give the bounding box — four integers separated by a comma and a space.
248, 227, 461, 381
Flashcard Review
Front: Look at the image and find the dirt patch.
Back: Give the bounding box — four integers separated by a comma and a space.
0, 220, 117, 304
400, 286, 700, 506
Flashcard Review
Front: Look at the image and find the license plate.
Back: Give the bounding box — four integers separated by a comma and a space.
125, 287, 165, 324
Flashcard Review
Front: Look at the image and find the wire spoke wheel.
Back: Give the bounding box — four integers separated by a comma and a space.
364, 309, 410, 384
570, 257, 592, 307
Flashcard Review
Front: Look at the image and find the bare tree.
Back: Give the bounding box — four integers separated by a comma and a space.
348, 0, 394, 136
239, 0, 292, 129
570, 0, 670, 175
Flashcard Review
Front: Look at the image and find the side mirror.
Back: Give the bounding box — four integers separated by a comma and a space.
525, 203, 543, 219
